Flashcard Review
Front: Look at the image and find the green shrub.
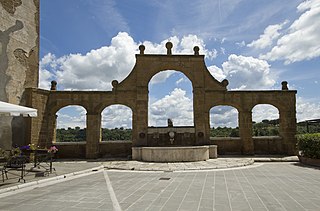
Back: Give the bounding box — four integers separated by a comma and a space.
296, 133, 320, 159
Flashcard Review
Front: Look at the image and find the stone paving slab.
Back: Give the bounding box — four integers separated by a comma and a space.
0, 156, 299, 196
1, 162, 319, 211
0, 161, 104, 190
103, 158, 255, 171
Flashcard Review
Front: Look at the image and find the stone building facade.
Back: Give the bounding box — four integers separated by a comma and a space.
0, 0, 39, 149
26, 43, 297, 159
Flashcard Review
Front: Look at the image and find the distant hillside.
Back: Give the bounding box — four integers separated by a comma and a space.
56, 119, 320, 141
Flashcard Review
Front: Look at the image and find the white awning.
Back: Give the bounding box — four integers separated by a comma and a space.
0, 101, 37, 117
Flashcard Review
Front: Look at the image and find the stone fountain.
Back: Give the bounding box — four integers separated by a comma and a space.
132, 119, 217, 162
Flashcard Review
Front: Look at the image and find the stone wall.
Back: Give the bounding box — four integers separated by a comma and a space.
53, 141, 132, 159
211, 136, 284, 155
25, 41, 296, 158
24, 88, 50, 147
0, 0, 39, 149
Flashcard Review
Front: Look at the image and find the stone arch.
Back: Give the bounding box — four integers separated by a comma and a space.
210, 105, 239, 131
209, 105, 240, 154
146, 69, 195, 89
111, 42, 229, 147
113, 42, 227, 92
55, 105, 87, 142
101, 104, 133, 141
27, 41, 297, 158
50, 103, 88, 117
148, 70, 194, 127
95, 102, 135, 116
252, 104, 280, 137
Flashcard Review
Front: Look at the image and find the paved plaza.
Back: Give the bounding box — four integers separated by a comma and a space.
0, 158, 320, 211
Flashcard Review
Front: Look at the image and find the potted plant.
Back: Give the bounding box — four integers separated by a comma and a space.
296, 133, 320, 167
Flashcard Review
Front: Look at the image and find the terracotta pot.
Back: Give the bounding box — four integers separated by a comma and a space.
298, 155, 320, 167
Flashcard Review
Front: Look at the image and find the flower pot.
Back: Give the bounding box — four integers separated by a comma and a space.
298, 155, 320, 167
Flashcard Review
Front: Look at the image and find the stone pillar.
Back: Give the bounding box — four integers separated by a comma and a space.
239, 111, 254, 155
41, 113, 56, 148
86, 113, 101, 159
279, 110, 297, 155
133, 87, 148, 146
204, 109, 211, 144
193, 88, 210, 145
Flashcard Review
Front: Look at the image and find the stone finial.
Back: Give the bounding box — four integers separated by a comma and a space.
193, 46, 200, 55
222, 79, 229, 87
50, 80, 57, 90
167, 118, 173, 127
112, 80, 118, 88
139, 45, 145, 54
166, 42, 173, 55
281, 81, 288, 90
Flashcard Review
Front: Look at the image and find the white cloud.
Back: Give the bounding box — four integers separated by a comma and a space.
149, 70, 175, 85
260, 0, 320, 64
207, 65, 226, 81
296, 97, 320, 122
252, 105, 279, 123
39, 53, 56, 90
220, 47, 226, 55
149, 88, 193, 126
209, 54, 276, 90
143, 34, 217, 59
247, 20, 288, 49
175, 77, 185, 85
56, 106, 86, 129
56, 32, 138, 90
236, 41, 246, 48
210, 106, 238, 128
39, 33, 218, 91
102, 105, 132, 128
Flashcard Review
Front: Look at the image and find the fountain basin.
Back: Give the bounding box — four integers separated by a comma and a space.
132, 145, 217, 162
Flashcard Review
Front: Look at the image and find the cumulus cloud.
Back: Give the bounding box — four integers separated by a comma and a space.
39, 32, 217, 90
260, 0, 320, 64
296, 97, 320, 122
235, 41, 246, 48
207, 65, 226, 81
149, 70, 175, 85
252, 105, 279, 123
39, 53, 56, 89
56, 106, 86, 129
102, 105, 132, 128
208, 54, 275, 90
56, 32, 137, 90
247, 20, 288, 49
149, 88, 193, 126
210, 106, 238, 128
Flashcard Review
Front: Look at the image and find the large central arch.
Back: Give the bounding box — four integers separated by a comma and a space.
112, 43, 228, 147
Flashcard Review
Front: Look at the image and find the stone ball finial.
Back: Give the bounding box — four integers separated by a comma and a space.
139, 45, 145, 54
281, 81, 288, 90
167, 118, 173, 127
222, 79, 229, 87
112, 80, 119, 88
166, 42, 173, 55
50, 80, 57, 90
193, 46, 200, 55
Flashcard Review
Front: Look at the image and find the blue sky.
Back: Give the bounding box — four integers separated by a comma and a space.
39, 0, 320, 129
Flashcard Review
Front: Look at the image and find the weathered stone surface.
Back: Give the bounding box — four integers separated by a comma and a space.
0, 0, 22, 15
0, 0, 39, 149
132, 146, 210, 162
26, 42, 297, 158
